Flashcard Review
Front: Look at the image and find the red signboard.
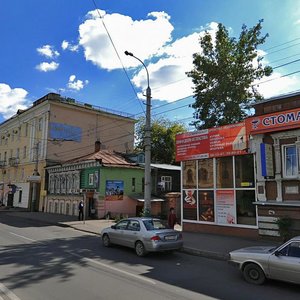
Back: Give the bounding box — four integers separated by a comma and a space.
176, 122, 248, 161
246, 108, 300, 135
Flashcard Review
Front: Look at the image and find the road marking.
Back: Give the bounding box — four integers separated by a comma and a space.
9, 232, 37, 242
0, 282, 21, 300
67, 251, 156, 285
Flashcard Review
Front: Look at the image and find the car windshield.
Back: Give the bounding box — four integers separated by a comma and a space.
143, 219, 167, 231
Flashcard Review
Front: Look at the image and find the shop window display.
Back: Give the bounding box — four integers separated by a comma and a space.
183, 189, 197, 220
183, 160, 197, 189
199, 191, 214, 222
198, 159, 213, 188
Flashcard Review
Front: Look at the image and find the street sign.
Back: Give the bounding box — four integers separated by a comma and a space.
27, 175, 41, 182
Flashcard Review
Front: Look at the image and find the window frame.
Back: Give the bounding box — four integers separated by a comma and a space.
282, 144, 299, 178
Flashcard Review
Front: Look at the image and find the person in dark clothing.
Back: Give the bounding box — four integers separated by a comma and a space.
168, 207, 177, 229
78, 200, 84, 221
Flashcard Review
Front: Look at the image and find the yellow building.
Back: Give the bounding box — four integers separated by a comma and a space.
0, 93, 135, 211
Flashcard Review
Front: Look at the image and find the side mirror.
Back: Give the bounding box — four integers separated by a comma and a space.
111, 225, 116, 230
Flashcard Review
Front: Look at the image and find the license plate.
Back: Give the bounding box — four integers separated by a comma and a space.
165, 235, 176, 240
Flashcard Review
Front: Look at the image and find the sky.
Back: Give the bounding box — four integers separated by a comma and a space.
1, 0, 300, 129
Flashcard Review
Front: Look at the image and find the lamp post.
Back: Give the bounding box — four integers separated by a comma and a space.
125, 50, 151, 216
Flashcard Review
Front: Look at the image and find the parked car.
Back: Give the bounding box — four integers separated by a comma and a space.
100, 217, 183, 257
229, 236, 300, 285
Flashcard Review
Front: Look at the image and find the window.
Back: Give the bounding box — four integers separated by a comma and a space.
4, 152, 7, 162
283, 145, 298, 178
216, 157, 233, 188
235, 155, 255, 188
18, 190, 22, 203
16, 148, 19, 159
128, 220, 140, 231
38, 118, 43, 131
161, 176, 172, 191
25, 123, 29, 137
236, 190, 256, 225
23, 146, 27, 159
88, 173, 94, 185
132, 178, 136, 192
116, 220, 129, 230
198, 159, 213, 188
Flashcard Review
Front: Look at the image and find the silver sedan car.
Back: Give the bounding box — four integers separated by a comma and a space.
229, 236, 300, 285
100, 217, 183, 256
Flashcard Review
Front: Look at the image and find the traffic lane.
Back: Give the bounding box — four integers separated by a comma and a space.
1, 224, 300, 300
0, 230, 213, 300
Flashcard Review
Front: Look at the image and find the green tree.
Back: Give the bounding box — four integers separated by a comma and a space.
135, 117, 187, 164
187, 20, 273, 129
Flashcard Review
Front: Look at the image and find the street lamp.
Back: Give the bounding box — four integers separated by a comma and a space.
125, 50, 151, 216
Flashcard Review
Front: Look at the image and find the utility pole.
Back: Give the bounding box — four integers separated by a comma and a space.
125, 50, 152, 216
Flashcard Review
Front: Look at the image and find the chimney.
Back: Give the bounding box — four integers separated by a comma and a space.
95, 140, 101, 152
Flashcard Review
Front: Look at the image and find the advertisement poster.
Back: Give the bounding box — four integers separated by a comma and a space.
183, 161, 197, 189
50, 122, 82, 142
199, 191, 214, 222
183, 190, 197, 208
105, 180, 124, 201
216, 190, 236, 224
176, 122, 247, 161
183, 189, 197, 220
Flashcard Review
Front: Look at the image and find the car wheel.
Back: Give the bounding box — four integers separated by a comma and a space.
243, 263, 266, 285
102, 234, 111, 247
135, 241, 147, 257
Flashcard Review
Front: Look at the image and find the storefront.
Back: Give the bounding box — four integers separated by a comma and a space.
177, 92, 300, 238
176, 122, 258, 237
245, 95, 300, 237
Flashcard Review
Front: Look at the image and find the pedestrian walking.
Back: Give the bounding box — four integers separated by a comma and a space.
78, 200, 84, 221
168, 207, 177, 229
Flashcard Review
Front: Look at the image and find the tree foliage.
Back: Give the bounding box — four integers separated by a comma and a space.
135, 117, 187, 164
187, 20, 273, 129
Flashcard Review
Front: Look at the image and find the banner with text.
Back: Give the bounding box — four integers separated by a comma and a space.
176, 122, 247, 161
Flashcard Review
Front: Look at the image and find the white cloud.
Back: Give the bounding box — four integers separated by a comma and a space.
256, 72, 300, 98
78, 9, 174, 70
36, 61, 59, 72
0, 83, 30, 119
61, 40, 79, 52
76, 8, 300, 103
37, 45, 60, 58
67, 75, 89, 91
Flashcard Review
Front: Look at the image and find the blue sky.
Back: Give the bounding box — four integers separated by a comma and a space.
1, 0, 300, 128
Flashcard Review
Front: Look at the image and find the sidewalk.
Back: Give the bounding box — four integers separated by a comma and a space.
1, 210, 279, 261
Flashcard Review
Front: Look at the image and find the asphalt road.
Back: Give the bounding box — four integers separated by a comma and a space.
0, 213, 300, 300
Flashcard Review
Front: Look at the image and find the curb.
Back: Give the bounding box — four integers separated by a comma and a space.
180, 247, 229, 261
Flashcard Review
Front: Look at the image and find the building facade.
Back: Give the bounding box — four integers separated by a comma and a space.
0, 93, 135, 211
45, 149, 145, 219
176, 92, 300, 238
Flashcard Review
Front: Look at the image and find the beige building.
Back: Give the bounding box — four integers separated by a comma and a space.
0, 93, 135, 211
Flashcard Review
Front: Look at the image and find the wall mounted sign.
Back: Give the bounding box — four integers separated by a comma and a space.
246, 108, 300, 135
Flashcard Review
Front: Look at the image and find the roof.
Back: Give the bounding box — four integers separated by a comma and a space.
253, 91, 300, 106
150, 163, 181, 171
65, 149, 141, 168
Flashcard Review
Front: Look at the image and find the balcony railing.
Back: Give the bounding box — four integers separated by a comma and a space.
9, 157, 19, 167
0, 160, 6, 168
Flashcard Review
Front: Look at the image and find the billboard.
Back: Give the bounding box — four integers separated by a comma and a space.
176, 122, 247, 161
50, 122, 82, 142
105, 180, 124, 201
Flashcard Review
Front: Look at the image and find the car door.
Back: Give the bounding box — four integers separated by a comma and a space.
124, 220, 141, 248
268, 241, 300, 284
110, 219, 129, 246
